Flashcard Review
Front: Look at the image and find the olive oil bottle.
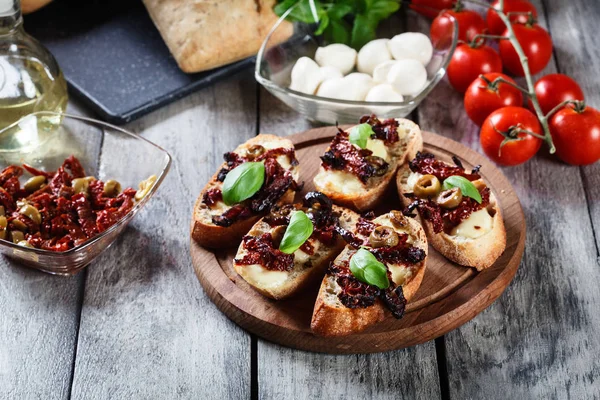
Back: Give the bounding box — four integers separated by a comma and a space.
0, 0, 67, 138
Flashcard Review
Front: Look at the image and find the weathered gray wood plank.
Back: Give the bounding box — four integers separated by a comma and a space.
69, 71, 256, 399
256, 88, 442, 400
0, 101, 97, 400
544, 0, 600, 255
416, 0, 600, 397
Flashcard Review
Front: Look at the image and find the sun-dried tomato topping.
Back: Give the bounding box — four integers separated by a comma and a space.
234, 232, 294, 272
370, 235, 427, 265
330, 261, 380, 309
0, 156, 138, 251
204, 147, 300, 227
359, 114, 400, 145
409, 152, 481, 181
355, 217, 376, 237
382, 285, 407, 319
320, 129, 377, 183
299, 240, 315, 256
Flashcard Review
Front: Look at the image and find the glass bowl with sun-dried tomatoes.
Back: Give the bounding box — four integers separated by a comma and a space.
0, 112, 171, 275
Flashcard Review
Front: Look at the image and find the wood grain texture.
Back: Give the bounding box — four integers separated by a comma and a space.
254, 92, 442, 398
69, 71, 256, 399
413, 1, 600, 397
0, 101, 95, 400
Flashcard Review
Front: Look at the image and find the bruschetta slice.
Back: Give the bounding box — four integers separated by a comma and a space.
311, 210, 428, 336
396, 152, 506, 270
192, 134, 301, 248
233, 192, 359, 300
313, 115, 423, 211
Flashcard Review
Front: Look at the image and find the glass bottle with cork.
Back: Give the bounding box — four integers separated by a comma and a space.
0, 0, 67, 132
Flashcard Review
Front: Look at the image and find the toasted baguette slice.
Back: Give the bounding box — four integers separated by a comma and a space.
233, 204, 360, 300
192, 134, 300, 249
311, 211, 428, 336
313, 118, 423, 211
396, 162, 506, 271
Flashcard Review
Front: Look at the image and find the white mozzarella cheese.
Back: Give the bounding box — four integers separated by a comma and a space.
314, 169, 364, 195
451, 209, 493, 239
241, 264, 289, 288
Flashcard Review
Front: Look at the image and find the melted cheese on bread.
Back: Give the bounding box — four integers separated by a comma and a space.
314, 169, 364, 195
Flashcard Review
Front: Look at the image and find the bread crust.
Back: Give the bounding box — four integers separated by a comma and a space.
191, 134, 298, 249
233, 205, 360, 300
314, 119, 423, 212
396, 164, 507, 271
311, 213, 428, 336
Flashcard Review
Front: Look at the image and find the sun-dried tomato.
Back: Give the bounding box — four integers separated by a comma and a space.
355, 217, 376, 237
382, 285, 407, 319
359, 114, 400, 145
202, 188, 222, 207
234, 232, 294, 272
320, 130, 376, 183
0, 156, 138, 251
409, 152, 481, 181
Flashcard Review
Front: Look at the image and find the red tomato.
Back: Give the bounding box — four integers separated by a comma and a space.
447, 44, 503, 93
464, 73, 524, 126
480, 106, 543, 166
410, 0, 455, 19
430, 9, 486, 43
528, 74, 585, 115
549, 103, 600, 165
499, 23, 552, 76
486, 0, 537, 35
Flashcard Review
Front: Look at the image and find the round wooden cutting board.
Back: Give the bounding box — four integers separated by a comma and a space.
190, 126, 526, 354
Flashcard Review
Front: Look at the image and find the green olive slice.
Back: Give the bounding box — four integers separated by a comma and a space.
24, 175, 46, 192
369, 225, 400, 248
413, 174, 441, 198
437, 187, 463, 209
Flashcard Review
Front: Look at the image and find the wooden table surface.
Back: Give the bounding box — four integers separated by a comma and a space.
2, 0, 599, 398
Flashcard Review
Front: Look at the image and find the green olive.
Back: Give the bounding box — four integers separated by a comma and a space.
24, 175, 46, 192
0, 216, 7, 230
369, 225, 399, 248
389, 210, 408, 229
413, 174, 441, 198
437, 187, 463, 209
0, 206, 5, 216
0, 230, 6, 240
365, 156, 389, 177
12, 219, 27, 231
17, 240, 33, 248
473, 179, 487, 192
11, 231, 24, 243
72, 176, 96, 195
103, 179, 122, 197
246, 144, 265, 160
270, 225, 287, 247
135, 175, 157, 201
19, 204, 42, 224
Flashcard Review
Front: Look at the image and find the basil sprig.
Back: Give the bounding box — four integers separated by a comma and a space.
348, 123, 374, 149
349, 247, 390, 289
279, 210, 314, 254
222, 162, 265, 205
442, 175, 482, 204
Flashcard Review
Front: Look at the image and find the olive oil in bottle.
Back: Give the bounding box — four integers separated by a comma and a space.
0, 0, 67, 148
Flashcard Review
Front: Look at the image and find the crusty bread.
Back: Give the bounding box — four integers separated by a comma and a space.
21, 0, 52, 13
233, 205, 360, 300
396, 164, 506, 271
191, 134, 299, 249
311, 212, 428, 336
142, 0, 293, 73
313, 119, 423, 212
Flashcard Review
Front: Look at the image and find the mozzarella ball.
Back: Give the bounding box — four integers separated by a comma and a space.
341, 73, 374, 101
388, 32, 433, 66
319, 66, 344, 81
357, 39, 392, 76
315, 44, 357, 75
289, 57, 323, 94
387, 59, 428, 96
373, 60, 397, 83
316, 77, 346, 99
365, 83, 404, 102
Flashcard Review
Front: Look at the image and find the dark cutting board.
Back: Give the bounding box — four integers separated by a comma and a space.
25, 0, 255, 124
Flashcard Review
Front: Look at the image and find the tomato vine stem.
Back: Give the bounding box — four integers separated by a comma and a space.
462, 0, 556, 153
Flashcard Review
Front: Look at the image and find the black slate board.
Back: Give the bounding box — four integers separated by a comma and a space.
25, 0, 255, 124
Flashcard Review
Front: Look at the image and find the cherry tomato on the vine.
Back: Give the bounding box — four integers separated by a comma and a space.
486, 0, 538, 35
549, 103, 600, 165
480, 106, 543, 166
499, 23, 552, 76
410, 0, 456, 19
464, 73, 524, 126
528, 74, 585, 115
430, 8, 486, 43
447, 43, 503, 93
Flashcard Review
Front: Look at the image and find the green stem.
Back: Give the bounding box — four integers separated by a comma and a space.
544, 99, 581, 120
487, 76, 531, 96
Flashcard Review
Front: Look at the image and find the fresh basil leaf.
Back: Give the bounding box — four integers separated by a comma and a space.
351, 14, 377, 49
327, 3, 353, 20
222, 162, 265, 206
279, 210, 314, 254
349, 248, 390, 289
349, 123, 374, 149
442, 175, 482, 204
274, 0, 298, 16
314, 10, 329, 35
324, 19, 351, 45
368, 0, 401, 20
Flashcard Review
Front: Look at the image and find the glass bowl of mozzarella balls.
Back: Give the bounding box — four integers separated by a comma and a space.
255, 5, 458, 124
